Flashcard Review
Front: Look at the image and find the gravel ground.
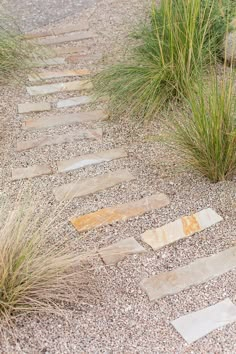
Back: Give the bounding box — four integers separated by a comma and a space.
0, 0, 236, 352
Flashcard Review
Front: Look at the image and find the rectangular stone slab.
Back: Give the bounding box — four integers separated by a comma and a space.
141, 208, 222, 251
171, 298, 236, 344
38, 31, 95, 45
56, 96, 92, 108
16, 128, 102, 152
24, 21, 89, 39
57, 148, 127, 173
32, 57, 66, 67
71, 192, 170, 233
18, 102, 51, 114
22, 110, 105, 130
140, 246, 236, 301
28, 69, 90, 82
99, 237, 146, 265
12, 164, 53, 180
53, 169, 135, 202
26, 80, 93, 96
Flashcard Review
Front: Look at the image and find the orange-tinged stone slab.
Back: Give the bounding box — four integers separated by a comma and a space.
22, 110, 106, 130
26, 80, 93, 96
141, 208, 223, 251
99, 237, 146, 265
53, 169, 135, 202
28, 69, 90, 82
24, 21, 89, 39
38, 31, 95, 45
12, 164, 53, 180
71, 193, 170, 233
16, 128, 102, 152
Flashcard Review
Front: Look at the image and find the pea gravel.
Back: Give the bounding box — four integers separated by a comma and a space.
0, 0, 235, 352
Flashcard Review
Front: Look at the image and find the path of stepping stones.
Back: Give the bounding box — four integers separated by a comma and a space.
14, 23, 236, 344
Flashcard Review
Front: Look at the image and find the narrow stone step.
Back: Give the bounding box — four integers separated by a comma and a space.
12, 164, 53, 180
18, 102, 52, 114
32, 57, 66, 67
28, 69, 90, 82
140, 246, 236, 301
171, 298, 236, 344
26, 80, 92, 96
24, 21, 89, 39
22, 110, 105, 130
71, 193, 170, 233
38, 31, 95, 46
99, 237, 146, 265
56, 96, 92, 108
57, 148, 127, 173
53, 169, 135, 202
141, 208, 223, 251
16, 128, 102, 152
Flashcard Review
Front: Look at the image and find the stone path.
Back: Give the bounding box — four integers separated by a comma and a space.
15, 24, 236, 346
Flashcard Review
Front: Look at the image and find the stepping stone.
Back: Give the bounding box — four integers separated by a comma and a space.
56, 96, 91, 108
28, 69, 90, 82
12, 164, 52, 180
38, 31, 95, 46
171, 298, 236, 344
32, 57, 66, 67
16, 128, 102, 152
71, 192, 170, 233
53, 169, 135, 202
18, 102, 51, 114
24, 21, 89, 39
22, 110, 105, 130
57, 147, 127, 173
99, 237, 146, 265
141, 208, 222, 251
140, 246, 236, 301
26, 80, 92, 96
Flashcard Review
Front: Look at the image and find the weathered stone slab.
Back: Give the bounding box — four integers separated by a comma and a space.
71, 193, 170, 233
53, 169, 135, 202
141, 208, 222, 251
32, 57, 66, 67
57, 148, 127, 173
38, 31, 95, 45
22, 110, 105, 130
171, 298, 236, 344
24, 21, 89, 39
12, 164, 53, 180
140, 246, 236, 301
26, 80, 93, 96
99, 237, 146, 265
56, 96, 92, 108
28, 69, 90, 82
16, 128, 103, 152
18, 102, 51, 114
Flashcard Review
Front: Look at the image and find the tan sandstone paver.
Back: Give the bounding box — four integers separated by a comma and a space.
38, 31, 95, 45
26, 80, 93, 96
53, 169, 135, 202
18, 102, 51, 114
16, 128, 103, 152
24, 21, 89, 39
140, 246, 236, 301
28, 69, 90, 82
56, 96, 92, 108
12, 164, 53, 180
71, 192, 170, 233
171, 298, 236, 344
99, 237, 146, 265
141, 208, 223, 250
22, 110, 105, 130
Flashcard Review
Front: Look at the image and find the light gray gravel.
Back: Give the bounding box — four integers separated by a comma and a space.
0, 0, 236, 352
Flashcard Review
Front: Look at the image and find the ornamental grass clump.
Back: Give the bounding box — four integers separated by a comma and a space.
0, 200, 89, 321
94, 0, 232, 120
170, 73, 236, 182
